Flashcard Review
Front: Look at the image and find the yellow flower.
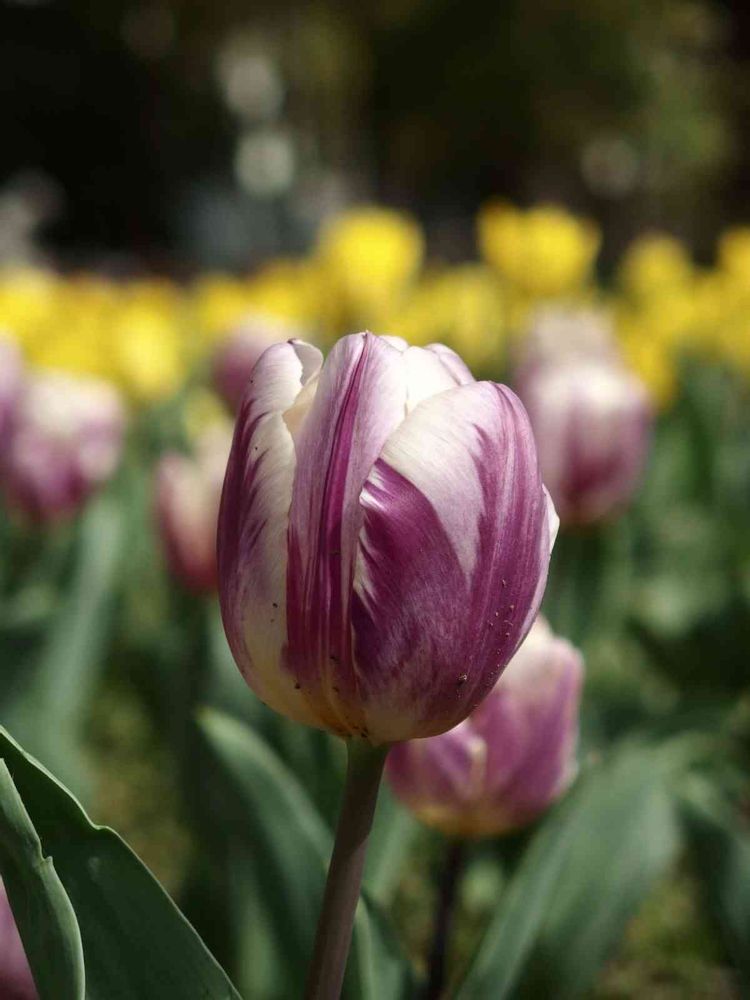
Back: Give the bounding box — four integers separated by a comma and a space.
317, 206, 424, 326
717, 227, 750, 285
244, 259, 324, 331
384, 265, 507, 371
478, 202, 600, 298
112, 300, 187, 403
618, 233, 693, 300
616, 312, 677, 407
192, 275, 258, 343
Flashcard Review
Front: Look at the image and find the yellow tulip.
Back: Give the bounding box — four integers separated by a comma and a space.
478, 202, 600, 298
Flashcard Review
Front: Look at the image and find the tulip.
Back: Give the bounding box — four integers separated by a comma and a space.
218, 331, 556, 745
218, 331, 556, 998
212, 315, 303, 411
155, 423, 232, 593
2, 370, 125, 522
517, 305, 619, 376
0, 879, 37, 999
0, 336, 24, 455
517, 356, 651, 526
387, 617, 583, 838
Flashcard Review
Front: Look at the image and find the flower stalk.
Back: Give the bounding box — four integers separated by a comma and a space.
305, 740, 390, 1000
425, 838, 465, 1000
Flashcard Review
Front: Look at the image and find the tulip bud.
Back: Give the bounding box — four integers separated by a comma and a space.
212, 315, 304, 411
2, 370, 125, 522
218, 332, 557, 745
386, 617, 583, 837
517, 356, 651, 526
155, 424, 232, 593
0, 879, 37, 999
0, 336, 24, 455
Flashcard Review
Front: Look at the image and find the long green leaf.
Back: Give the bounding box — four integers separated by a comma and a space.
0, 761, 85, 1000
0, 726, 241, 999
4, 495, 124, 796
682, 779, 750, 985
457, 741, 684, 1000
198, 708, 414, 1000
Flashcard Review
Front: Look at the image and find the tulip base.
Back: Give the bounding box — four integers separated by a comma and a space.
305, 739, 389, 1000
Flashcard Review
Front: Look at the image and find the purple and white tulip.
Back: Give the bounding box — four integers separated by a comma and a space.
2, 370, 125, 522
155, 424, 232, 593
218, 332, 557, 745
386, 617, 583, 837
516, 306, 619, 378
212, 316, 305, 411
0, 879, 37, 1000
517, 357, 652, 526
0, 336, 24, 457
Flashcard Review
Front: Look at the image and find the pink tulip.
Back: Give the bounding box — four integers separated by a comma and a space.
218, 332, 557, 744
155, 424, 232, 593
212, 316, 305, 411
517, 356, 651, 526
386, 617, 583, 837
2, 371, 125, 522
0, 337, 24, 456
0, 880, 37, 999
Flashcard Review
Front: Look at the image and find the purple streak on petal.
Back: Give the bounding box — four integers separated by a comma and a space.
352, 381, 554, 742
285, 332, 408, 734
218, 338, 324, 724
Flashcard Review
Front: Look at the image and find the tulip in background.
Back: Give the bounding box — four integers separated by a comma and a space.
387, 616, 584, 838
155, 423, 233, 593
212, 314, 304, 411
0, 335, 24, 455
0, 879, 37, 1000
387, 616, 583, 998
1, 369, 125, 522
517, 351, 652, 527
218, 331, 556, 997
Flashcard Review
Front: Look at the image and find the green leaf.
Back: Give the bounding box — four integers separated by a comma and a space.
3, 495, 124, 796
197, 708, 415, 1000
456, 741, 684, 1000
0, 761, 84, 1000
682, 779, 750, 985
0, 726, 241, 999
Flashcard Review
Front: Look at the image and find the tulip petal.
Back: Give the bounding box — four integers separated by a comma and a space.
285, 332, 411, 734
218, 339, 323, 724
352, 381, 555, 742
425, 342, 475, 385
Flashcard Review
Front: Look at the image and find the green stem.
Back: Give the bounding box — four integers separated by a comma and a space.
305, 740, 389, 1000
424, 838, 465, 1000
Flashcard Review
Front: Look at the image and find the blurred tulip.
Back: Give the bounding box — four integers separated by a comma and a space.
155, 423, 232, 593
618, 233, 693, 300
0, 335, 24, 452
218, 332, 556, 744
478, 202, 600, 299
0, 879, 37, 1000
518, 305, 619, 375
518, 356, 651, 526
2, 370, 125, 522
212, 316, 303, 410
387, 617, 583, 837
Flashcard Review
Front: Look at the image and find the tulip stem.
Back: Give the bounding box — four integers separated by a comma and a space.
425, 838, 465, 1000
305, 739, 389, 1000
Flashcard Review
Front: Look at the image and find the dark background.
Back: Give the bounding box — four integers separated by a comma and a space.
2, 0, 750, 271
